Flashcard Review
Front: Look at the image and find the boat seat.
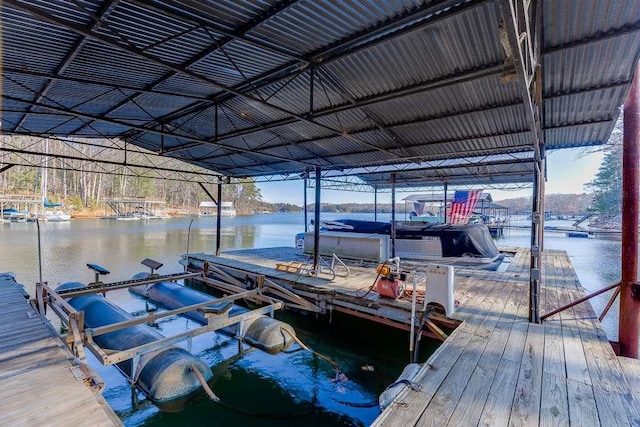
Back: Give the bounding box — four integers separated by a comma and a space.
141, 258, 163, 275
86, 263, 110, 286
86, 264, 110, 275
198, 301, 233, 318
141, 258, 163, 270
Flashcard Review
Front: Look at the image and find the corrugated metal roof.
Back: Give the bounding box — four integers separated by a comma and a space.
2, 0, 639, 186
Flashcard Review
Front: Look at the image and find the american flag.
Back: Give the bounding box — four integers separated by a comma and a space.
449, 190, 483, 224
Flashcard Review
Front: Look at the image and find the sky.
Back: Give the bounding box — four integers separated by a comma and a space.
256, 147, 606, 205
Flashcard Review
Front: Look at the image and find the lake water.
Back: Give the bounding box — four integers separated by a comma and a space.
0, 213, 625, 426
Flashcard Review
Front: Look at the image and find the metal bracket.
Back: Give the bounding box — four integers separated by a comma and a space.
530, 268, 540, 281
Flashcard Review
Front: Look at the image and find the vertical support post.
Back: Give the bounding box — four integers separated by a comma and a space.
313, 167, 321, 273
619, 63, 640, 358
303, 176, 308, 230
443, 182, 448, 223
215, 181, 222, 256
391, 173, 396, 258
529, 158, 542, 323
539, 147, 546, 252
374, 186, 378, 222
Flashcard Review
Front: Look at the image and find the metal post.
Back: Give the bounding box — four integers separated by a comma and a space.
374, 186, 378, 222
303, 177, 308, 230
443, 182, 448, 223
391, 173, 396, 258
529, 159, 541, 323
619, 62, 640, 358
215, 181, 222, 256
313, 167, 321, 273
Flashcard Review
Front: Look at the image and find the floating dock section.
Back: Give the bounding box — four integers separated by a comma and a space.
0, 273, 121, 426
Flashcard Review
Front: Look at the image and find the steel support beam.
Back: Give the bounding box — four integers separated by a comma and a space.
529, 160, 542, 323
391, 173, 397, 258
374, 186, 378, 222
216, 182, 223, 256
619, 62, 640, 358
303, 176, 308, 229
444, 182, 449, 223
313, 167, 321, 273
185, 64, 504, 158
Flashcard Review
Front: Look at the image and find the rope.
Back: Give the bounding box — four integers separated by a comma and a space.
355, 260, 388, 298
383, 378, 422, 393
191, 331, 358, 418
192, 361, 314, 419
280, 328, 341, 372
190, 365, 220, 403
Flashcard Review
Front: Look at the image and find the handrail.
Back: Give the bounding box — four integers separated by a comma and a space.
541, 281, 621, 320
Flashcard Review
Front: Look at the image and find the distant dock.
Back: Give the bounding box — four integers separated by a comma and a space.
0, 273, 121, 426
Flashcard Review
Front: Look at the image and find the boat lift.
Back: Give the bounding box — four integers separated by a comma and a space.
34, 261, 286, 368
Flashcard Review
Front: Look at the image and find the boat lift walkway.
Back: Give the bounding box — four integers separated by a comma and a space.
0, 273, 121, 426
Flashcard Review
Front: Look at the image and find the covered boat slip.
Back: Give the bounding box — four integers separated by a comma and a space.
0, 274, 121, 426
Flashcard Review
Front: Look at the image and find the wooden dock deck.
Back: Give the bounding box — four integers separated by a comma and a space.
188, 247, 472, 338
0, 273, 121, 426
372, 249, 640, 426
189, 246, 640, 426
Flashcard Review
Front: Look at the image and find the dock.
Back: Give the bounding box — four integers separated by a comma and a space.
0, 273, 121, 426
187, 247, 640, 426
372, 249, 640, 426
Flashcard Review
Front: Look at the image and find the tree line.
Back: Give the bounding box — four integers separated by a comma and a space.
0, 136, 267, 213
1, 135, 620, 216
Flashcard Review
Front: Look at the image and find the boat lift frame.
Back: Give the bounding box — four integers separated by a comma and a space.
33, 271, 284, 369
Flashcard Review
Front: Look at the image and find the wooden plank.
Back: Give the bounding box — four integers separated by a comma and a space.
375, 273, 517, 426
477, 359, 519, 427
445, 281, 519, 426
569, 272, 633, 426
477, 280, 531, 427
509, 323, 545, 426
417, 333, 487, 426
566, 379, 599, 426
372, 329, 474, 426
536, 252, 571, 426
619, 356, 640, 424
539, 373, 569, 426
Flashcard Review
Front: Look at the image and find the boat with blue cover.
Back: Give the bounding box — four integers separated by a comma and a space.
298, 219, 505, 270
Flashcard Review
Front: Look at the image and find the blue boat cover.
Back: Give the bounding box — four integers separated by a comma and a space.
44, 199, 61, 207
